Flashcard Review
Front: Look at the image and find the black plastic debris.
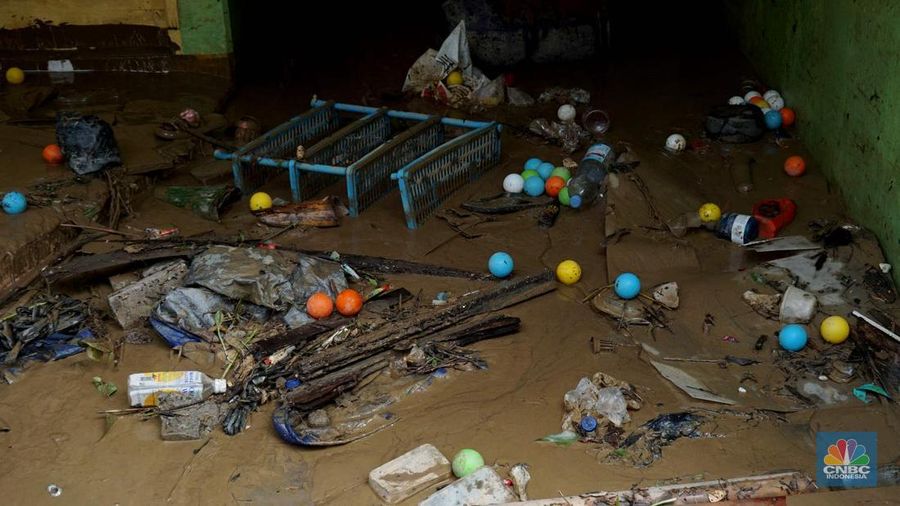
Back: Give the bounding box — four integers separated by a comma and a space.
56, 113, 122, 175
0, 294, 92, 368
704, 105, 765, 143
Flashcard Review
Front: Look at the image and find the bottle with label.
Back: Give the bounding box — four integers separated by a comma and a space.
568, 143, 615, 209
715, 213, 760, 245
127, 371, 227, 407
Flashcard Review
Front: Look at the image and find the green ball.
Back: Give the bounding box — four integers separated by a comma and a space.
550, 167, 571, 182
521, 169, 540, 181
451, 449, 484, 478
558, 187, 570, 206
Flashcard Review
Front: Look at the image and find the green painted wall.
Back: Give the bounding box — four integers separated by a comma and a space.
178, 0, 232, 55
728, 0, 900, 281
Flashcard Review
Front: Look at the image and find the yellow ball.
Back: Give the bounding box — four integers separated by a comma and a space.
820, 315, 850, 344
698, 202, 722, 223
556, 260, 582, 285
6, 67, 25, 84
249, 192, 273, 211
446, 71, 463, 86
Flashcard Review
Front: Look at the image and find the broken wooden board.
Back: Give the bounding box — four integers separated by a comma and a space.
42, 245, 200, 284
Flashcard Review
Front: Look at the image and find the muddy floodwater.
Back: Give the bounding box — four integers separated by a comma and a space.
1, 51, 898, 505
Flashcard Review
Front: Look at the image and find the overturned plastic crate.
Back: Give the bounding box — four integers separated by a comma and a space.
394, 122, 502, 229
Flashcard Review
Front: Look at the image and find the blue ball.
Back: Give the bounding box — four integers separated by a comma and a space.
779, 324, 808, 352
523, 176, 545, 197
614, 272, 641, 299
488, 252, 514, 278
537, 162, 555, 180
524, 158, 543, 171
764, 110, 783, 130
2, 191, 27, 215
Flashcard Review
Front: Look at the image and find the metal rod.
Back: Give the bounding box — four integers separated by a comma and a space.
853, 310, 900, 342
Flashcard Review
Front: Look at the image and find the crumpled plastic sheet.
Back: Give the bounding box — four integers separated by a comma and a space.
528, 118, 590, 153
153, 286, 269, 334
19, 328, 94, 362
55, 112, 121, 175
187, 246, 298, 310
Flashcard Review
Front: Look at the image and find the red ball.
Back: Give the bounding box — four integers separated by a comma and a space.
780, 107, 796, 127
544, 176, 566, 197
306, 292, 334, 319
42, 144, 64, 164
335, 289, 363, 317
784, 155, 806, 177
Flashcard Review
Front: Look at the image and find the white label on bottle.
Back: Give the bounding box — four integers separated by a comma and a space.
730, 215, 751, 244
584, 144, 611, 163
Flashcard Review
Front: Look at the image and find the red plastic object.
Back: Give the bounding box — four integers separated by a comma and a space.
752, 198, 797, 239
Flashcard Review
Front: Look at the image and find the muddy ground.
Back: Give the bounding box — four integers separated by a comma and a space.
1, 49, 898, 505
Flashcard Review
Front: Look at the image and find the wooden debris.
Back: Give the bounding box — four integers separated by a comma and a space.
256, 197, 342, 228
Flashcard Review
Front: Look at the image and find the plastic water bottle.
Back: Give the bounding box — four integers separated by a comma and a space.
568, 143, 615, 209
715, 213, 759, 245
127, 371, 227, 407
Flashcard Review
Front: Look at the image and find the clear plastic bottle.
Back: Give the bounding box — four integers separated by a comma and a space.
568, 143, 615, 209
127, 371, 227, 407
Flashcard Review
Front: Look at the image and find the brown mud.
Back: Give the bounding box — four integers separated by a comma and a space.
1, 53, 899, 505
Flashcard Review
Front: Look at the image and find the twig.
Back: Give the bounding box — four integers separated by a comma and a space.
60, 223, 142, 238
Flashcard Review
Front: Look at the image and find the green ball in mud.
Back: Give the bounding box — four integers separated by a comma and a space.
558, 186, 571, 206
451, 449, 484, 478
550, 166, 571, 182
521, 169, 540, 181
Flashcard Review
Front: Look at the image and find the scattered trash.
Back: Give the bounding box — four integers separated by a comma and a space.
704, 105, 765, 143
742, 290, 781, 319
47, 484, 62, 497
568, 143, 614, 208
91, 377, 118, 397
853, 383, 891, 404
369, 444, 451, 504
582, 109, 610, 136
108, 260, 189, 329
419, 466, 515, 506
538, 87, 591, 105
852, 310, 900, 343
744, 235, 821, 253
144, 227, 180, 240
800, 380, 848, 405
652, 282, 679, 309
256, 197, 343, 227
528, 118, 590, 153
127, 371, 227, 407
538, 430, 579, 446
649, 360, 735, 404
0, 294, 92, 372
55, 113, 121, 175
779, 286, 817, 323
509, 463, 531, 501
752, 199, 796, 239
620, 412, 708, 465
154, 185, 239, 221
158, 391, 225, 441
715, 213, 759, 245
721, 335, 739, 343
506, 87, 535, 106
561, 372, 641, 432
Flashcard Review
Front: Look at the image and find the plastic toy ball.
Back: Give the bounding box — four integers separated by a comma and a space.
558, 187, 571, 206
2, 191, 27, 215
614, 272, 641, 299
749, 96, 768, 109
488, 252, 514, 278
779, 324, 808, 352
784, 155, 806, 177
556, 260, 582, 285
306, 292, 334, 319
728, 96, 745, 105
5, 67, 24, 84
524, 158, 543, 171
665, 134, 686, 153
249, 192, 273, 211
557, 104, 576, 122
743, 90, 761, 102
544, 176, 566, 197
550, 167, 571, 181
503, 173, 525, 193
523, 176, 545, 197
521, 169, 540, 181
764, 110, 783, 130
446, 70, 463, 86
780, 107, 796, 127
766, 95, 785, 110
763, 89, 780, 102
698, 203, 722, 223
452, 449, 484, 478
537, 162, 555, 180
42, 144, 64, 164
820, 316, 850, 344
335, 289, 364, 317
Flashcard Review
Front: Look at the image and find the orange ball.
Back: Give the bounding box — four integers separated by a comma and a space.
749, 96, 768, 108
780, 107, 796, 127
42, 144, 64, 164
306, 292, 334, 319
335, 289, 363, 316
784, 155, 806, 177
544, 176, 566, 197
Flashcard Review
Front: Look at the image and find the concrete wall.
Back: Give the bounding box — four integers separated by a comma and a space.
727, 0, 900, 278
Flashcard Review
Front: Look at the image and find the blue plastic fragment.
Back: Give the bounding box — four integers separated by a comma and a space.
149, 316, 203, 348
853, 383, 891, 403
19, 327, 94, 362
285, 378, 301, 390
272, 404, 318, 445
432, 367, 448, 378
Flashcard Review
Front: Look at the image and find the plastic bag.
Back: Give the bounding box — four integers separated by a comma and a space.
705, 105, 765, 143
55, 113, 121, 175
562, 377, 630, 431
528, 118, 590, 153
473, 76, 506, 107
402, 21, 489, 94
154, 185, 239, 221
507, 87, 535, 106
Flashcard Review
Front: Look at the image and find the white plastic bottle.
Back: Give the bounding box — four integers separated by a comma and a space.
127, 371, 227, 407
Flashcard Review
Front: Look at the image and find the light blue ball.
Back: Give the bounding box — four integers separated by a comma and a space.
524, 158, 543, 171
523, 176, 545, 197
2, 191, 27, 215
614, 272, 641, 299
537, 162, 555, 180
779, 324, 808, 352
764, 110, 783, 130
488, 252, 514, 278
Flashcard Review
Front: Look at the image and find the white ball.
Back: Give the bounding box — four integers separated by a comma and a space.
503, 173, 525, 193
665, 133, 686, 153
766, 95, 785, 110
763, 89, 781, 102
743, 90, 762, 102
728, 96, 745, 105
557, 104, 576, 122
